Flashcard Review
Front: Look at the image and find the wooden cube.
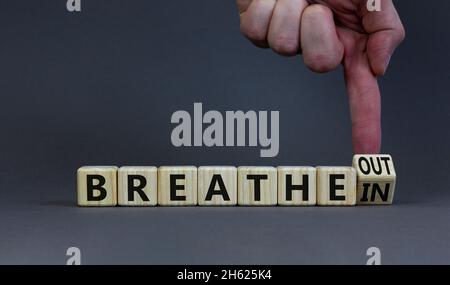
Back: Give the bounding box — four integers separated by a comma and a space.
158, 166, 197, 206
77, 166, 118, 206
238, 167, 277, 206
198, 166, 237, 206
118, 166, 157, 206
278, 167, 316, 206
353, 154, 396, 205
317, 167, 356, 206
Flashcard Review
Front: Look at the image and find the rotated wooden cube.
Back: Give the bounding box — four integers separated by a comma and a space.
353, 154, 396, 205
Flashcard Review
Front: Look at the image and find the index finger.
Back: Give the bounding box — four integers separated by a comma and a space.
343, 36, 382, 154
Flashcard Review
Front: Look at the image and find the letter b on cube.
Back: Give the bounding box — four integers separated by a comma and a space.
353, 155, 396, 205
77, 166, 118, 206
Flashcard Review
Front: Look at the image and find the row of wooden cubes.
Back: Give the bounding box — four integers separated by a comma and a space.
77, 155, 396, 206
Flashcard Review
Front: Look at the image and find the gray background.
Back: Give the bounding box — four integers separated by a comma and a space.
0, 0, 449, 264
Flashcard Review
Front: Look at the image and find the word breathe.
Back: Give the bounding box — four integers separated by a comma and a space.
77, 155, 396, 207
170, 103, 279, 157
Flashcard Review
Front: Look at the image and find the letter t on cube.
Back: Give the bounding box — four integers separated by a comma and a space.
238, 167, 277, 206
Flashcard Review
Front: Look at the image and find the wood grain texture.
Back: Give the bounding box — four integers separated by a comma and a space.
118, 166, 157, 206
316, 167, 356, 206
278, 167, 316, 206
352, 154, 396, 205
77, 166, 118, 206
158, 166, 197, 206
238, 167, 277, 206
198, 166, 237, 206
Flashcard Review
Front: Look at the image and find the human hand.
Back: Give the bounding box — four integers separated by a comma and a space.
237, 0, 405, 154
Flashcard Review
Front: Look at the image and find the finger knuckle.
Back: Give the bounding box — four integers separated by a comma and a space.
240, 22, 267, 42
305, 4, 330, 15
270, 34, 299, 56
304, 53, 339, 73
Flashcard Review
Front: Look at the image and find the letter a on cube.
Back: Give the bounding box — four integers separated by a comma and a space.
198, 166, 237, 206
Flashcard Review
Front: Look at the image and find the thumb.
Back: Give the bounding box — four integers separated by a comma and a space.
362, 0, 405, 75
343, 40, 382, 154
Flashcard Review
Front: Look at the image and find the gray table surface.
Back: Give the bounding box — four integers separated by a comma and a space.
1, 183, 450, 265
